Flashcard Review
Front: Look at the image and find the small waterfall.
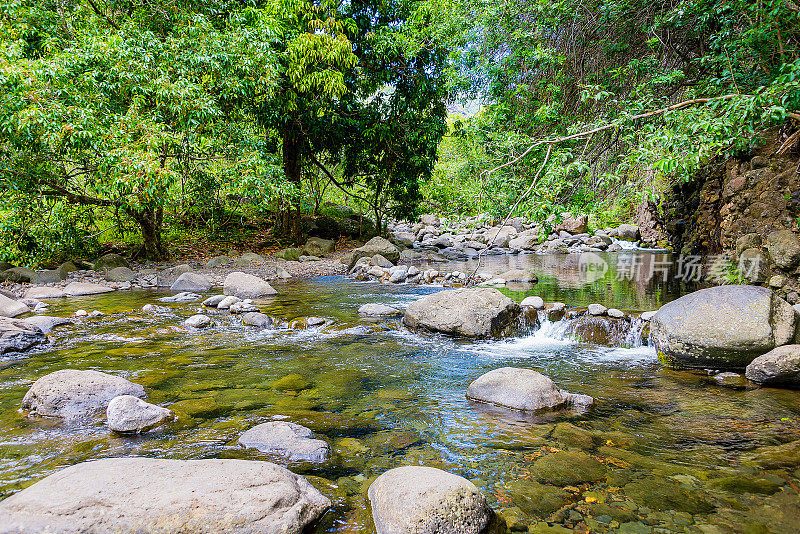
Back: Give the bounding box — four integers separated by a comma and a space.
624, 317, 647, 348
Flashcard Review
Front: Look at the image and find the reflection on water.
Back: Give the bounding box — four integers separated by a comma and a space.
415, 251, 707, 310
0, 262, 798, 533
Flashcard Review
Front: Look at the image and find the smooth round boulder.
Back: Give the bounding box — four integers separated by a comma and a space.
745, 344, 800, 387
368, 465, 492, 534
303, 237, 335, 257
765, 229, 800, 269
184, 314, 212, 328
106, 395, 173, 433
223, 272, 277, 298
466, 367, 593, 412
170, 272, 212, 292
156, 264, 191, 287
520, 296, 544, 308
588, 303, 608, 316
358, 303, 402, 317
21, 369, 146, 419
238, 421, 330, 463
403, 287, 521, 338
0, 458, 330, 534
651, 285, 799, 369
242, 312, 274, 328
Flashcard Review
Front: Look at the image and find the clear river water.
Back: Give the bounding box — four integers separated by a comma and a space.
1, 251, 798, 533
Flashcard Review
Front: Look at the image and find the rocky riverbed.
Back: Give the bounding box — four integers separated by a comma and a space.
0, 221, 799, 533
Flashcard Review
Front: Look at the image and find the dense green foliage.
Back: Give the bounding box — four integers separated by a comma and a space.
426, 0, 800, 224
0, 0, 447, 263
1, 0, 797, 264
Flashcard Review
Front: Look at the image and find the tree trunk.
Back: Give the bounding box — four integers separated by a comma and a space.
130, 207, 167, 260
281, 126, 303, 241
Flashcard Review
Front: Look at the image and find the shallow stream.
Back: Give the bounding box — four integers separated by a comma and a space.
1, 252, 799, 533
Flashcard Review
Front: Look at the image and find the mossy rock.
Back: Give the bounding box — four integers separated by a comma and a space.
274, 409, 382, 436
272, 374, 313, 391
533, 451, 606, 486
707, 475, 780, 494
503, 479, 570, 517
169, 397, 227, 418
587, 502, 637, 523
553, 422, 599, 450
623, 478, 714, 514
741, 440, 800, 470
275, 247, 302, 261
363, 430, 424, 455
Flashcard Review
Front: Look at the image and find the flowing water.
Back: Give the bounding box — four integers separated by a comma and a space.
1, 252, 799, 533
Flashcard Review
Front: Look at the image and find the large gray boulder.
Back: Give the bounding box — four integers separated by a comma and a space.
238, 421, 330, 463
368, 466, 492, 534
0, 294, 30, 318
651, 285, 798, 369
223, 272, 277, 298
349, 237, 400, 269
0, 458, 330, 534
156, 264, 191, 287
106, 395, 173, 433
0, 318, 47, 354
21, 369, 146, 419
24, 286, 66, 300
63, 282, 114, 296
1, 266, 36, 283
105, 266, 136, 282
32, 269, 64, 285
303, 237, 335, 257
403, 287, 520, 337
171, 272, 213, 292
556, 214, 588, 235
466, 367, 593, 412
94, 253, 130, 270
765, 229, 800, 269
616, 224, 640, 241
745, 345, 800, 388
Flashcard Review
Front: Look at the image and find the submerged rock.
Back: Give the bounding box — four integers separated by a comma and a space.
0, 317, 47, 354
651, 285, 798, 369
238, 421, 330, 463
745, 344, 800, 387
223, 272, 277, 298
466, 367, 593, 412
533, 451, 606, 485
623, 478, 714, 514
21, 369, 146, 419
368, 465, 493, 534
0, 458, 330, 533
106, 395, 173, 433
403, 287, 520, 337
